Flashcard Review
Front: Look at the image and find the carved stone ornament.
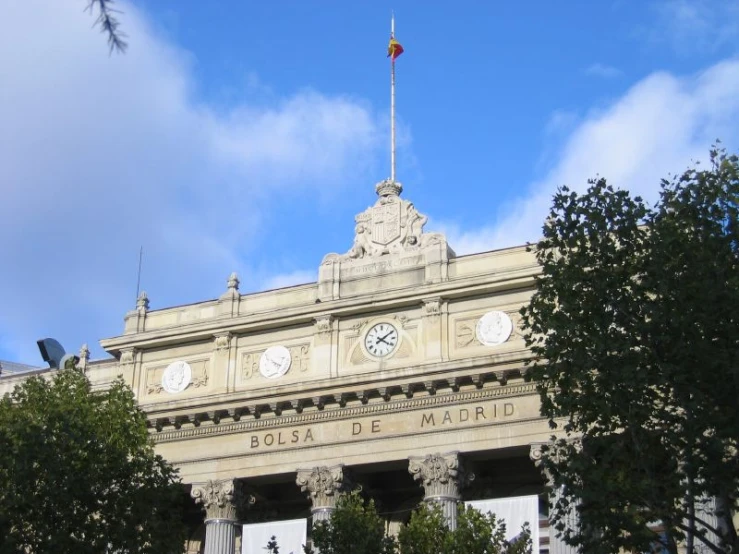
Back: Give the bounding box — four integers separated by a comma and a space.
475, 310, 513, 346
161, 360, 192, 394
314, 315, 333, 335
259, 346, 292, 379
408, 452, 472, 500
119, 348, 135, 366
214, 333, 231, 351
423, 298, 442, 317
296, 465, 351, 509
191, 479, 243, 521
321, 180, 447, 263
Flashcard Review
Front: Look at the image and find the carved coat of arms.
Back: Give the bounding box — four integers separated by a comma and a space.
321, 179, 449, 264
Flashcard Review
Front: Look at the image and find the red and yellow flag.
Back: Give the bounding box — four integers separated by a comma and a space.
387, 37, 404, 60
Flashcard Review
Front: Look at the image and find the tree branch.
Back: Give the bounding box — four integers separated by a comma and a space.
85, 0, 127, 54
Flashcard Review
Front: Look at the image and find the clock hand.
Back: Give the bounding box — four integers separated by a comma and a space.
379, 331, 395, 342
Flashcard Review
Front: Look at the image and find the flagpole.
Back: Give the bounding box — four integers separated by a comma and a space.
390, 13, 396, 183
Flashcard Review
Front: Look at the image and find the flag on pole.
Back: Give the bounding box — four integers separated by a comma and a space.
387, 37, 404, 60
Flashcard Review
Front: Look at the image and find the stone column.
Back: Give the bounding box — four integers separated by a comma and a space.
192, 479, 243, 554
695, 495, 720, 553
408, 451, 471, 530
530, 443, 578, 554
296, 464, 352, 523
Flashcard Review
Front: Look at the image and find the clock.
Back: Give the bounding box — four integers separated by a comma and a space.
364, 322, 399, 358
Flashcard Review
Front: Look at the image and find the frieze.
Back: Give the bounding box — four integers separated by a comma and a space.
153, 382, 537, 443
167, 396, 538, 465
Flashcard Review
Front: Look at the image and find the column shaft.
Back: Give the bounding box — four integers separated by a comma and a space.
203, 519, 237, 554
549, 486, 578, 554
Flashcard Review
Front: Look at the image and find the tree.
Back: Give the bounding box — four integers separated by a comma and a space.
301, 491, 532, 554
398, 503, 532, 554
0, 368, 186, 554
521, 147, 739, 554
305, 492, 396, 554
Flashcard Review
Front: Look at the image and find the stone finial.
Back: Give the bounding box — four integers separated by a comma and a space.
227, 272, 239, 292
191, 479, 249, 521
136, 291, 149, 312
78, 343, 90, 371
296, 465, 352, 513
408, 452, 472, 500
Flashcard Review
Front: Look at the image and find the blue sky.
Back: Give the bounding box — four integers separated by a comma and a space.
1, 0, 738, 364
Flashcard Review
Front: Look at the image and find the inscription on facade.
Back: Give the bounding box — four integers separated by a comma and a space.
243, 400, 524, 453
340, 255, 423, 278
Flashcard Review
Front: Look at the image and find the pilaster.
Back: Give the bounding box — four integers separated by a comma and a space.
312, 315, 335, 378
213, 331, 234, 393
421, 297, 444, 362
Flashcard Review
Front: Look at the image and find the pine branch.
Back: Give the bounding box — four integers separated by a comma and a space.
86, 0, 128, 54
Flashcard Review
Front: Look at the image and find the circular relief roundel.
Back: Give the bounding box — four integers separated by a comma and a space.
475, 311, 513, 346
161, 361, 192, 394
259, 346, 292, 379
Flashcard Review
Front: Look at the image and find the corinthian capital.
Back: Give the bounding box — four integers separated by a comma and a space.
408, 452, 472, 500
191, 479, 245, 521
296, 465, 352, 511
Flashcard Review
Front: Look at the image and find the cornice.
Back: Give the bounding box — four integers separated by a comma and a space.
100, 267, 538, 353
139, 348, 532, 420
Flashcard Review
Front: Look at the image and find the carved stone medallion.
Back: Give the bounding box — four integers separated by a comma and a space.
259, 346, 292, 379
475, 311, 513, 346
161, 360, 192, 394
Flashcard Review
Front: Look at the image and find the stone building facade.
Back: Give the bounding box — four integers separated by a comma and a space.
0, 179, 572, 554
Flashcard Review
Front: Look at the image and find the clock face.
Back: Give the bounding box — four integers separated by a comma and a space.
364, 323, 399, 358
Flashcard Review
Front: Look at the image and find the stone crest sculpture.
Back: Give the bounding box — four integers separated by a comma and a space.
322, 179, 447, 264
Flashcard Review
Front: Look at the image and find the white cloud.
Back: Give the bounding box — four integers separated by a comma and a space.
442, 59, 739, 256
261, 270, 316, 291
0, 1, 383, 363
648, 0, 739, 54
585, 63, 623, 79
